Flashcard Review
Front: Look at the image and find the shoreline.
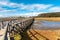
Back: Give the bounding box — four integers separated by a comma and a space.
34, 17, 60, 22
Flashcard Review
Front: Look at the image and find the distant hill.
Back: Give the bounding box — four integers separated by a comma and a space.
37, 12, 60, 17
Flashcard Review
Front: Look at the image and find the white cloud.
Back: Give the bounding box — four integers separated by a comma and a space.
0, 1, 52, 13
0, 1, 19, 8
17, 12, 48, 17
1, 0, 60, 17
0, 2, 7, 5
2, 10, 16, 12
19, 4, 52, 11
49, 7, 60, 12
0, 1, 52, 11
0, 14, 3, 17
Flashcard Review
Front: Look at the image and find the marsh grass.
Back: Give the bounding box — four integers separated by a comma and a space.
35, 17, 60, 22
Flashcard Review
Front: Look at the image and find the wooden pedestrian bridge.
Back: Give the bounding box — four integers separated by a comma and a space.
0, 17, 35, 40
0, 17, 53, 40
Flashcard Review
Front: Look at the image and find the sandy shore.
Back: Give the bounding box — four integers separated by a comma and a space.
27, 29, 60, 40
35, 17, 60, 22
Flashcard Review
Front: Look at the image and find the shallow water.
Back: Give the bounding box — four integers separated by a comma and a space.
32, 20, 60, 29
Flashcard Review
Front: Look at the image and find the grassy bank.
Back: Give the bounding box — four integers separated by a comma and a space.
34, 17, 60, 22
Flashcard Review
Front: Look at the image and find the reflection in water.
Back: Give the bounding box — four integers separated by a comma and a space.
32, 20, 60, 29
42, 21, 60, 27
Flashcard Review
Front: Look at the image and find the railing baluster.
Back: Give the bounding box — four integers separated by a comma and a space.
7, 18, 34, 40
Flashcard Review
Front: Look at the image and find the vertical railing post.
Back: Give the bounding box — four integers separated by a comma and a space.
2, 21, 5, 29
1, 22, 2, 29
7, 22, 10, 40
0, 22, 1, 30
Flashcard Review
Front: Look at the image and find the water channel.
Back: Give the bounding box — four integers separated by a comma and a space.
32, 20, 60, 30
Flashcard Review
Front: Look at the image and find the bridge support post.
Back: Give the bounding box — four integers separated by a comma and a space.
2, 21, 5, 29
0, 22, 2, 30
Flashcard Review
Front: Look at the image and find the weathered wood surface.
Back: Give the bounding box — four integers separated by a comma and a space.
7, 18, 34, 40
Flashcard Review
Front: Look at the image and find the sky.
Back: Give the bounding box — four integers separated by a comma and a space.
0, 0, 60, 17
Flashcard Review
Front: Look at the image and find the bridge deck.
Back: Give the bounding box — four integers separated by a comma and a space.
0, 23, 8, 40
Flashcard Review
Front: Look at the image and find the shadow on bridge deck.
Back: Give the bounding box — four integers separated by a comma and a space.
20, 20, 34, 40
20, 31, 32, 40
9, 18, 34, 40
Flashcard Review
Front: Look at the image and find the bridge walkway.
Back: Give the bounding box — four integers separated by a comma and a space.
0, 21, 8, 40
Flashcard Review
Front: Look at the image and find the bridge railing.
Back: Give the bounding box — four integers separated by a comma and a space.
7, 18, 34, 40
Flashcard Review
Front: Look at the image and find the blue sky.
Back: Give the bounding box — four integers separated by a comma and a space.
0, 0, 60, 17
